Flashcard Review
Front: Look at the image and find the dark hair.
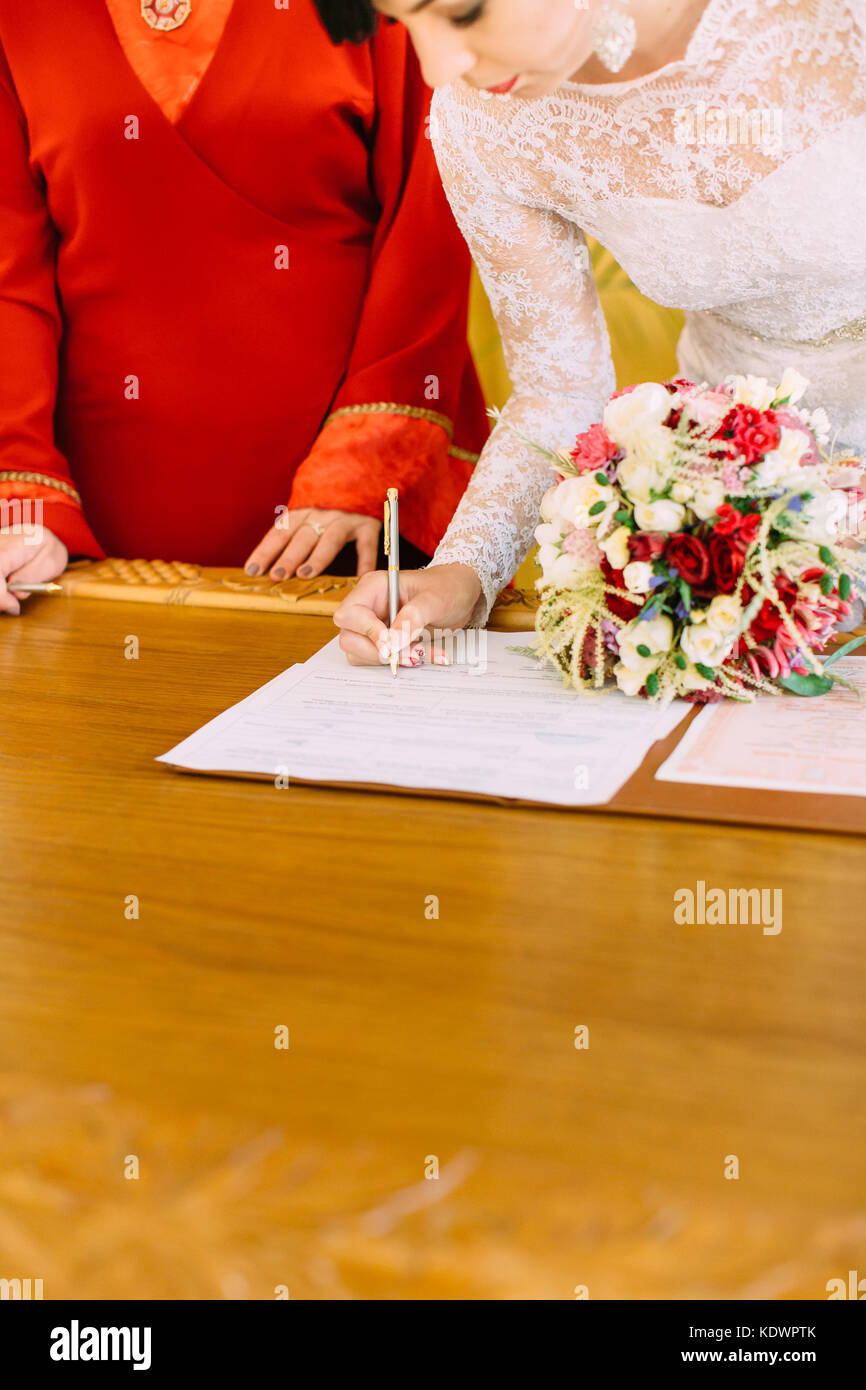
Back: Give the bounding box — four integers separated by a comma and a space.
312, 1, 395, 45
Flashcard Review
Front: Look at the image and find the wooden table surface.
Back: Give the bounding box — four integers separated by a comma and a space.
1, 593, 864, 1300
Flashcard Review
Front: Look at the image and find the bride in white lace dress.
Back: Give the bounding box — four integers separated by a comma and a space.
317, 0, 866, 665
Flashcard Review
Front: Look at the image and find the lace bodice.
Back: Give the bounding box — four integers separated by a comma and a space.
428, 0, 866, 621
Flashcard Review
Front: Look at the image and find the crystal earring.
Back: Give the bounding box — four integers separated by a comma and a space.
592, 1, 637, 74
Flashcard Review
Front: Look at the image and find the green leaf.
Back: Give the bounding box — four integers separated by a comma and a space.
819, 545, 834, 566
772, 394, 791, 407
594, 472, 610, 485
588, 500, 607, 516
645, 671, 659, 697
677, 577, 692, 610
613, 510, 632, 525
695, 663, 716, 682
822, 632, 866, 668
636, 643, 652, 658
839, 573, 852, 600
674, 652, 687, 670
820, 571, 834, 596
776, 672, 834, 696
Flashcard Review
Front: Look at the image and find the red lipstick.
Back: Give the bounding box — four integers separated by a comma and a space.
483, 74, 519, 94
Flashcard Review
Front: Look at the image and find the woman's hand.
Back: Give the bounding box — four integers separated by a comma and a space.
334, 562, 483, 666
244, 507, 381, 581
0, 528, 68, 617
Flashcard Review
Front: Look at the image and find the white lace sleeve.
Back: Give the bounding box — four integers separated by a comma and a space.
428, 83, 616, 625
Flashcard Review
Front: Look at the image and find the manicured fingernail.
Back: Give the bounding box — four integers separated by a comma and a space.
245, 562, 260, 576
298, 565, 313, 577
272, 567, 286, 580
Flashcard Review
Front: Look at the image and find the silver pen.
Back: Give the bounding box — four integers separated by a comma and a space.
7, 582, 63, 593
384, 487, 400, 678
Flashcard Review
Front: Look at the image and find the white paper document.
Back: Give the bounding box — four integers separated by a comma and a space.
656, 657, 866, 796
157, 633, 689, 806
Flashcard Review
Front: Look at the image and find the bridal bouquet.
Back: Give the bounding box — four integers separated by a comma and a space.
509, 371, 866, 702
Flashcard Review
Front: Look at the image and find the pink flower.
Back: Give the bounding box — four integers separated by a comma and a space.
568, 422, 619, 474
720, 461, 748, 493
562, 528, 603, 566
687, 390, 732, 428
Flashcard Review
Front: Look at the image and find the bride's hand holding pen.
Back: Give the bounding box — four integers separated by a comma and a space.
334, 560, 483, 667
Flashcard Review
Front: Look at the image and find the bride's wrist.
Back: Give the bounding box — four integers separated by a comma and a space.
428, 558, 482, 594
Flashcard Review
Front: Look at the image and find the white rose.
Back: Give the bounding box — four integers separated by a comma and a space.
786, 488, 847, 543
705, 594, 742, 635
726, 373, 776, 411
691, 479, 726, 520
534, 520, 567, 548
615, 453, 667, 503
598, 524, 631, 571
539, 486, 559, 523
752, 426, 810, 487
633, 498, 686, 532
603, 382, 672, 449
637, 613, 675, 655
678, 659, 712, 691
536, 547, 587, 589
536, 543, 561, 582
775, 368, 810, 406
680, 621, 733, 668
623, 560, 654, 594
806, 406, 831, 447
550, 474, 612, 529
671, 480, 694, 503
614, 661, 653, 696
618, 614, 674, 670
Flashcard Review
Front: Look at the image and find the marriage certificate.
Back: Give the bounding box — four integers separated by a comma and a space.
656, 657, 866, 796
157, 633, 689, 806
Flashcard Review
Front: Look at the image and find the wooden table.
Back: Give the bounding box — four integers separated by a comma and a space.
1, 594, 864, 1300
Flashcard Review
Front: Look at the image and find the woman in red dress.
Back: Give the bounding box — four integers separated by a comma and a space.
0, 0, 488, 614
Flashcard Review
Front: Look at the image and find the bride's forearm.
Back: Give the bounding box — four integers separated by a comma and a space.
431, 393, 608, 624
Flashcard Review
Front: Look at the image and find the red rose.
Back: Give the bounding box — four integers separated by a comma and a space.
708, 532, 746, 592
714, 503, 743, 536
749, 599, 785, 644
665, 532, 710, 586
734, 512, 761, 550
715, 405, 780, 463
716, 404, 761, 439
600, 556, 643, 620
627, 530, 667, 562
714, 504, 761, 552
736, 416, 780, 463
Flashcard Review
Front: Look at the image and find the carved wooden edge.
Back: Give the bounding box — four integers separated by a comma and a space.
59, 561, 539, 630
